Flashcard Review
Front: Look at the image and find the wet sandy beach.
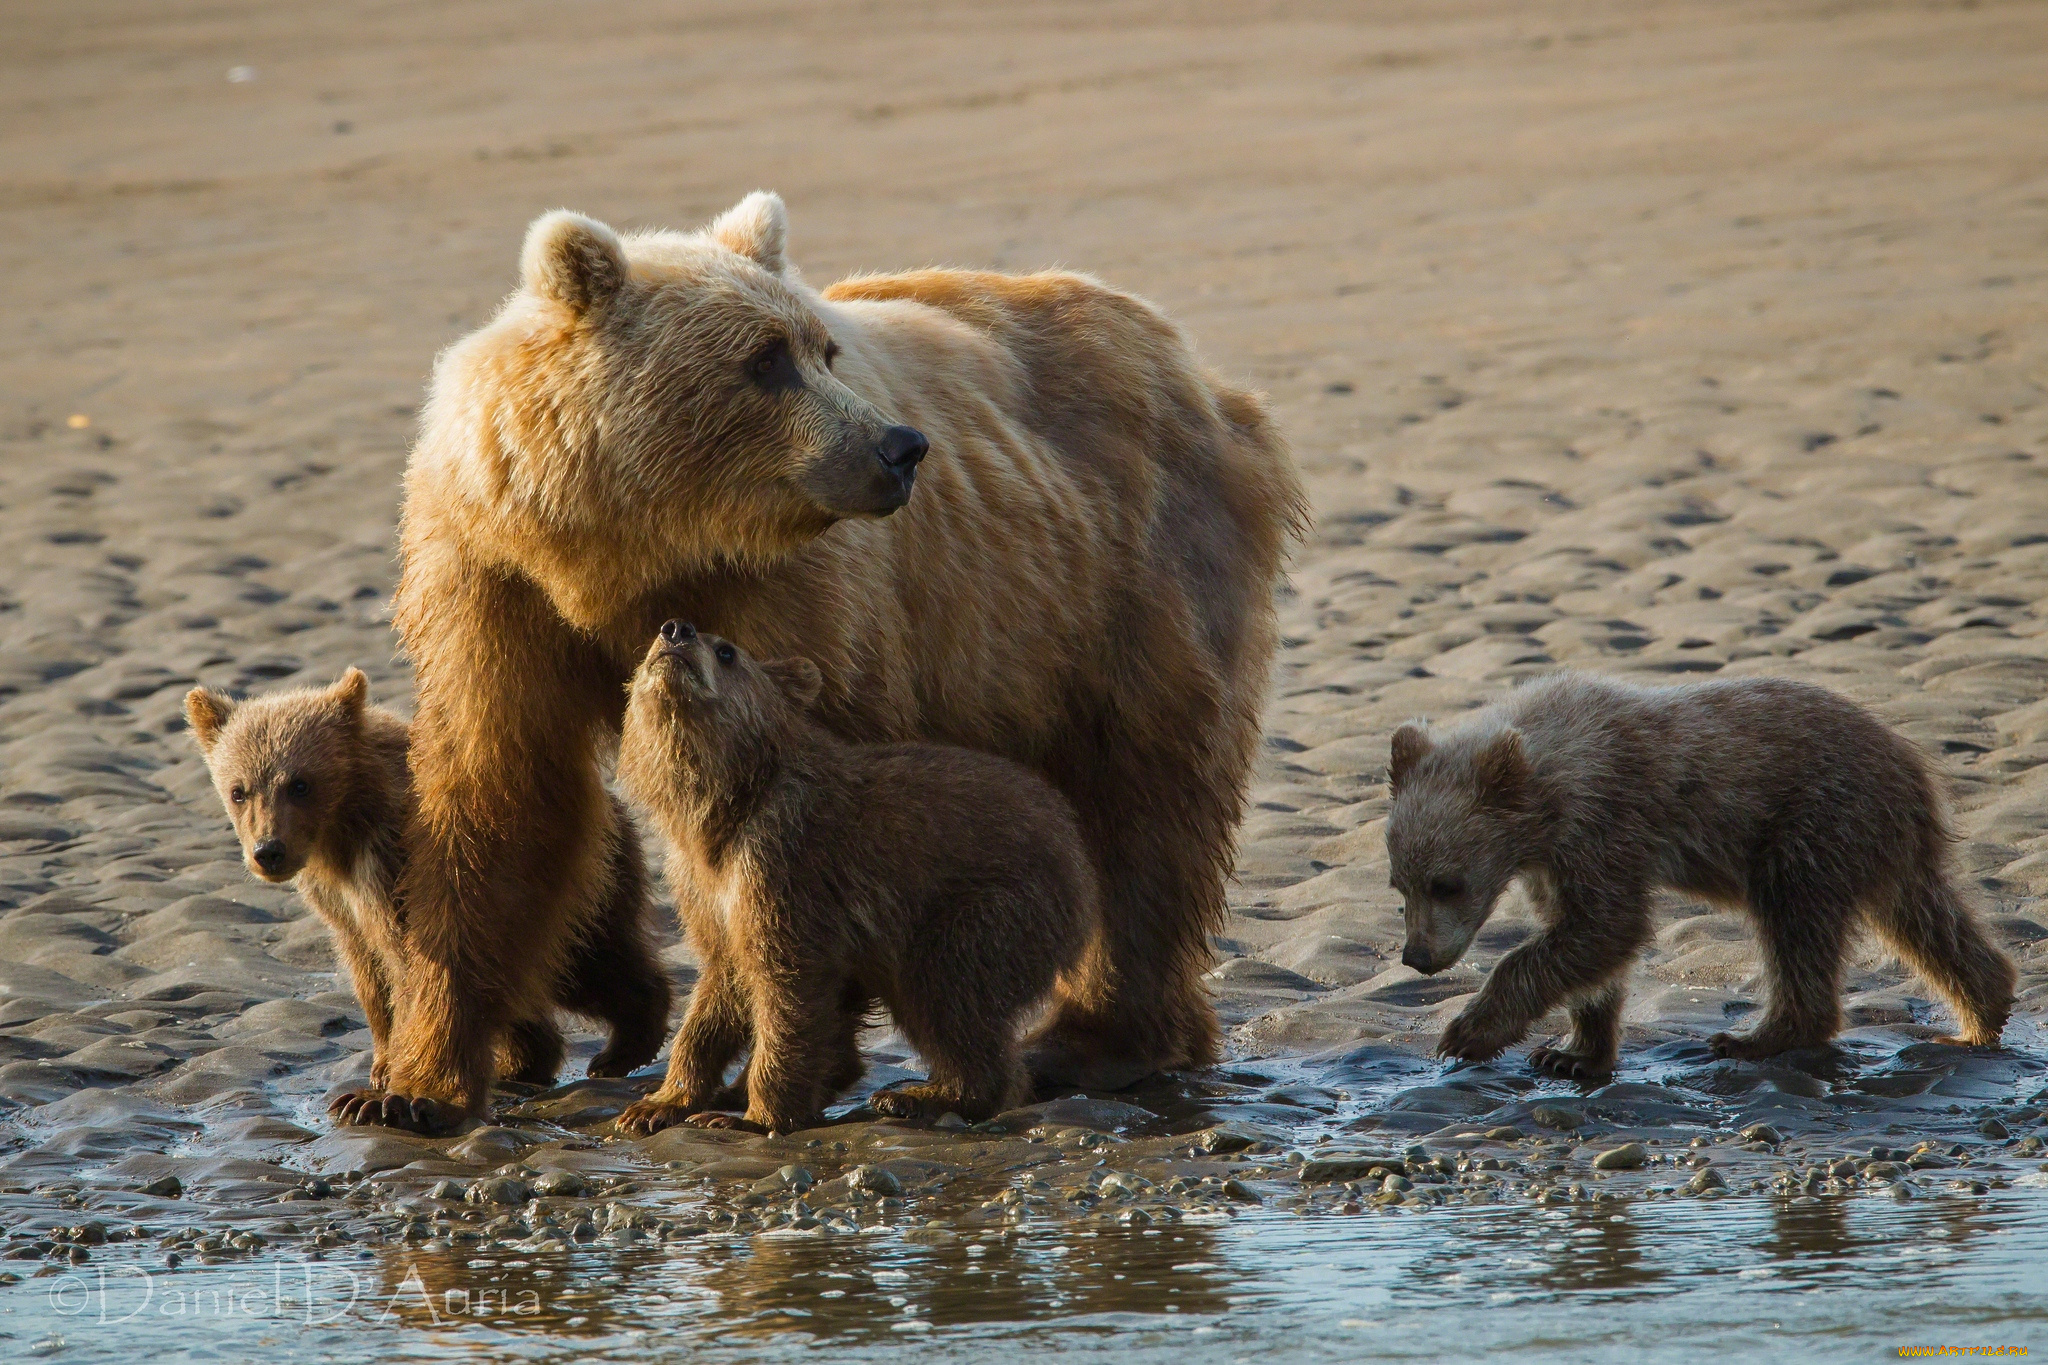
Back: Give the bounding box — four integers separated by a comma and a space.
3, 0, 2047, 1357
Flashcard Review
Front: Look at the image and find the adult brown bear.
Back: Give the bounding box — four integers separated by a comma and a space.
358, 192, 1303, 1131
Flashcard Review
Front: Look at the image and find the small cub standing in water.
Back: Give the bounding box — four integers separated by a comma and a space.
1387, 672, 2015, 1079
187, 670, 672, 1129
615, 621, 1102, 1136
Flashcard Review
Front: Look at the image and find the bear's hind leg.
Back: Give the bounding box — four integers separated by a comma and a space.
1530, 981, 1625, 1082
1710, 886, 1848, 1060
497, 1017, 566, 1086
1868, 869, 2016, 1047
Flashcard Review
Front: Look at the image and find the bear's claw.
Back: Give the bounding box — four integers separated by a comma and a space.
1528, 1044, 1611, 1082
328, 1089, 459, 1135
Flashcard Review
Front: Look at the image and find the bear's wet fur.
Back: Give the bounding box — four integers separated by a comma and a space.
185, 670, 672, 1127
370, 193, 1303, 1127
613, 623, 1102, 1136
1386, 671, 2016, 1079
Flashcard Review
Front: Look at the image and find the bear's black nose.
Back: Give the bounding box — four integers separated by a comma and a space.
253, 840, 287, 873
660, 620, 696, 644
876, 425, 928, 471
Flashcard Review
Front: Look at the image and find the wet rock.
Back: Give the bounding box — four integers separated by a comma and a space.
752, 1164, 814, 1195
1978, 1117, 2010, 1140
1685, 1168, 1728, 1196
465, 1176, 531, 1205
446, 1126, 536, 1165
1299, 1153, 1401, 1183
298, 1128, 440, 1176
989, 1096, 1159, 1135
846, 1164, 902, 1197
530, 1169, 590, 1198
1528, 1105, 1584, 1130
1592, 1143, 1649, 1171
137, 1176, 181, 1198
1739, 1123, 1782, 1145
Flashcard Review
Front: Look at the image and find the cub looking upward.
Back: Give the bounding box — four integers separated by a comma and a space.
615, 621, 1102, 1136
186, 669, 671, 1127
1387, 671, 2015, 1079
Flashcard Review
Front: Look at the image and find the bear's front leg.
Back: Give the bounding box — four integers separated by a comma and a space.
616, 956, 752, 1136
1439, 891, 1648, 1067
731, 968, 845, 1136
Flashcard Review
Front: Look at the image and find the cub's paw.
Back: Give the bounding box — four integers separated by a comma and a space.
615, 1098, 694, 1136
1933, 1031, 1998, 1055
869, 1085, 961, 1122
683, 1111, 771, 1135
328, 1089, 460, 1135
1436, 1011, 1519, 1064
1707, 1030, 1793, 1061
587, 1033, 665, 1080
1528, 1044, 1613, 1083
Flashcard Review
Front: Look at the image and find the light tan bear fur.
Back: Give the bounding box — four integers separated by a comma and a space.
185, 671, 672, 1130
370, 193, 1304, 1129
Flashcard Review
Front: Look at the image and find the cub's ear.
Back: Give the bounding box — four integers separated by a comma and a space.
1475, 728, 1531, 807
184, 688, 234, 752
1389, 722, 1433, 794
331, 667, 369, 719
761, 656, 823, 710
521, 210, 628, 312
708, 191, 787, 274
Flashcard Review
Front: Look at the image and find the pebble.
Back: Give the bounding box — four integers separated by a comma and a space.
1592, 1143, 1649, 1171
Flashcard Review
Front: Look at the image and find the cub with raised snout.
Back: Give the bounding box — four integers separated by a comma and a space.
615, 620, 1103, 1136
1386, 671, 2015, 1080
186, 669, 672, 1127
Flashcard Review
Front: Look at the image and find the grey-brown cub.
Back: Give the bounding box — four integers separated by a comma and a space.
186, 670, 672, 1123
614, 621, 1103, 1137
1387, 671, 2015, 1079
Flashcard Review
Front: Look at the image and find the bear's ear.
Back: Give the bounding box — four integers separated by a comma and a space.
1474, 728, 1531, 807
708, 191, 788, 275
1389, 723, 1432, 794
761, 656, 823, 711
521, 210, 628, 312
185, 688, 234, 752
330, 667, 369, 720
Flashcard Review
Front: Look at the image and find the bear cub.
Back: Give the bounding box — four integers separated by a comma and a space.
1387, 671, 2015, 1079
187, 669, 673, 1124
614, 620, 1103, 1136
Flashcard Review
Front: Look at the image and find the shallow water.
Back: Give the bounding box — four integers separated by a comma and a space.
5, 1024, 2047, 1362
6, 1189, 2045, 1362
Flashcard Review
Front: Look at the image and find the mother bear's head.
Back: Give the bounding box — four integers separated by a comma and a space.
407, 192, 925, 626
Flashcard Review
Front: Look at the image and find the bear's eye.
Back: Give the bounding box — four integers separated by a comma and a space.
823, 341, 840, 369
715, 643, 737, 665
1428, 876, 1465, 900
229, 785, 246, 804
747, 339, 793, 386
288, 778, 310, 799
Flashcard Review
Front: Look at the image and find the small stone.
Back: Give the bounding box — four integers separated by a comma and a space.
1685, 1168, 1728, 1196
933, 1113, 968, 1131
531, 1170, 590, 1198
464, 1177, 531, 1206
1592, 1143, 1649, 1171
1220, 1179, 1260, 1204
847, 1164, 902, 1198
1484, 1127, 1525, 1141
1529, 1106, 1583, 1131
1977, 1118, 2010, 1140
138, 1176, 182, 1199
1739, 1123, 1782, 1145
428, 1180, 463, 1201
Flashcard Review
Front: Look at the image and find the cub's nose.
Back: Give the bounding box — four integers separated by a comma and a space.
252, 840, 287, 874
876, 425, 928, 471
660, 620, 697, 645
1401, 945, 1437, 975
